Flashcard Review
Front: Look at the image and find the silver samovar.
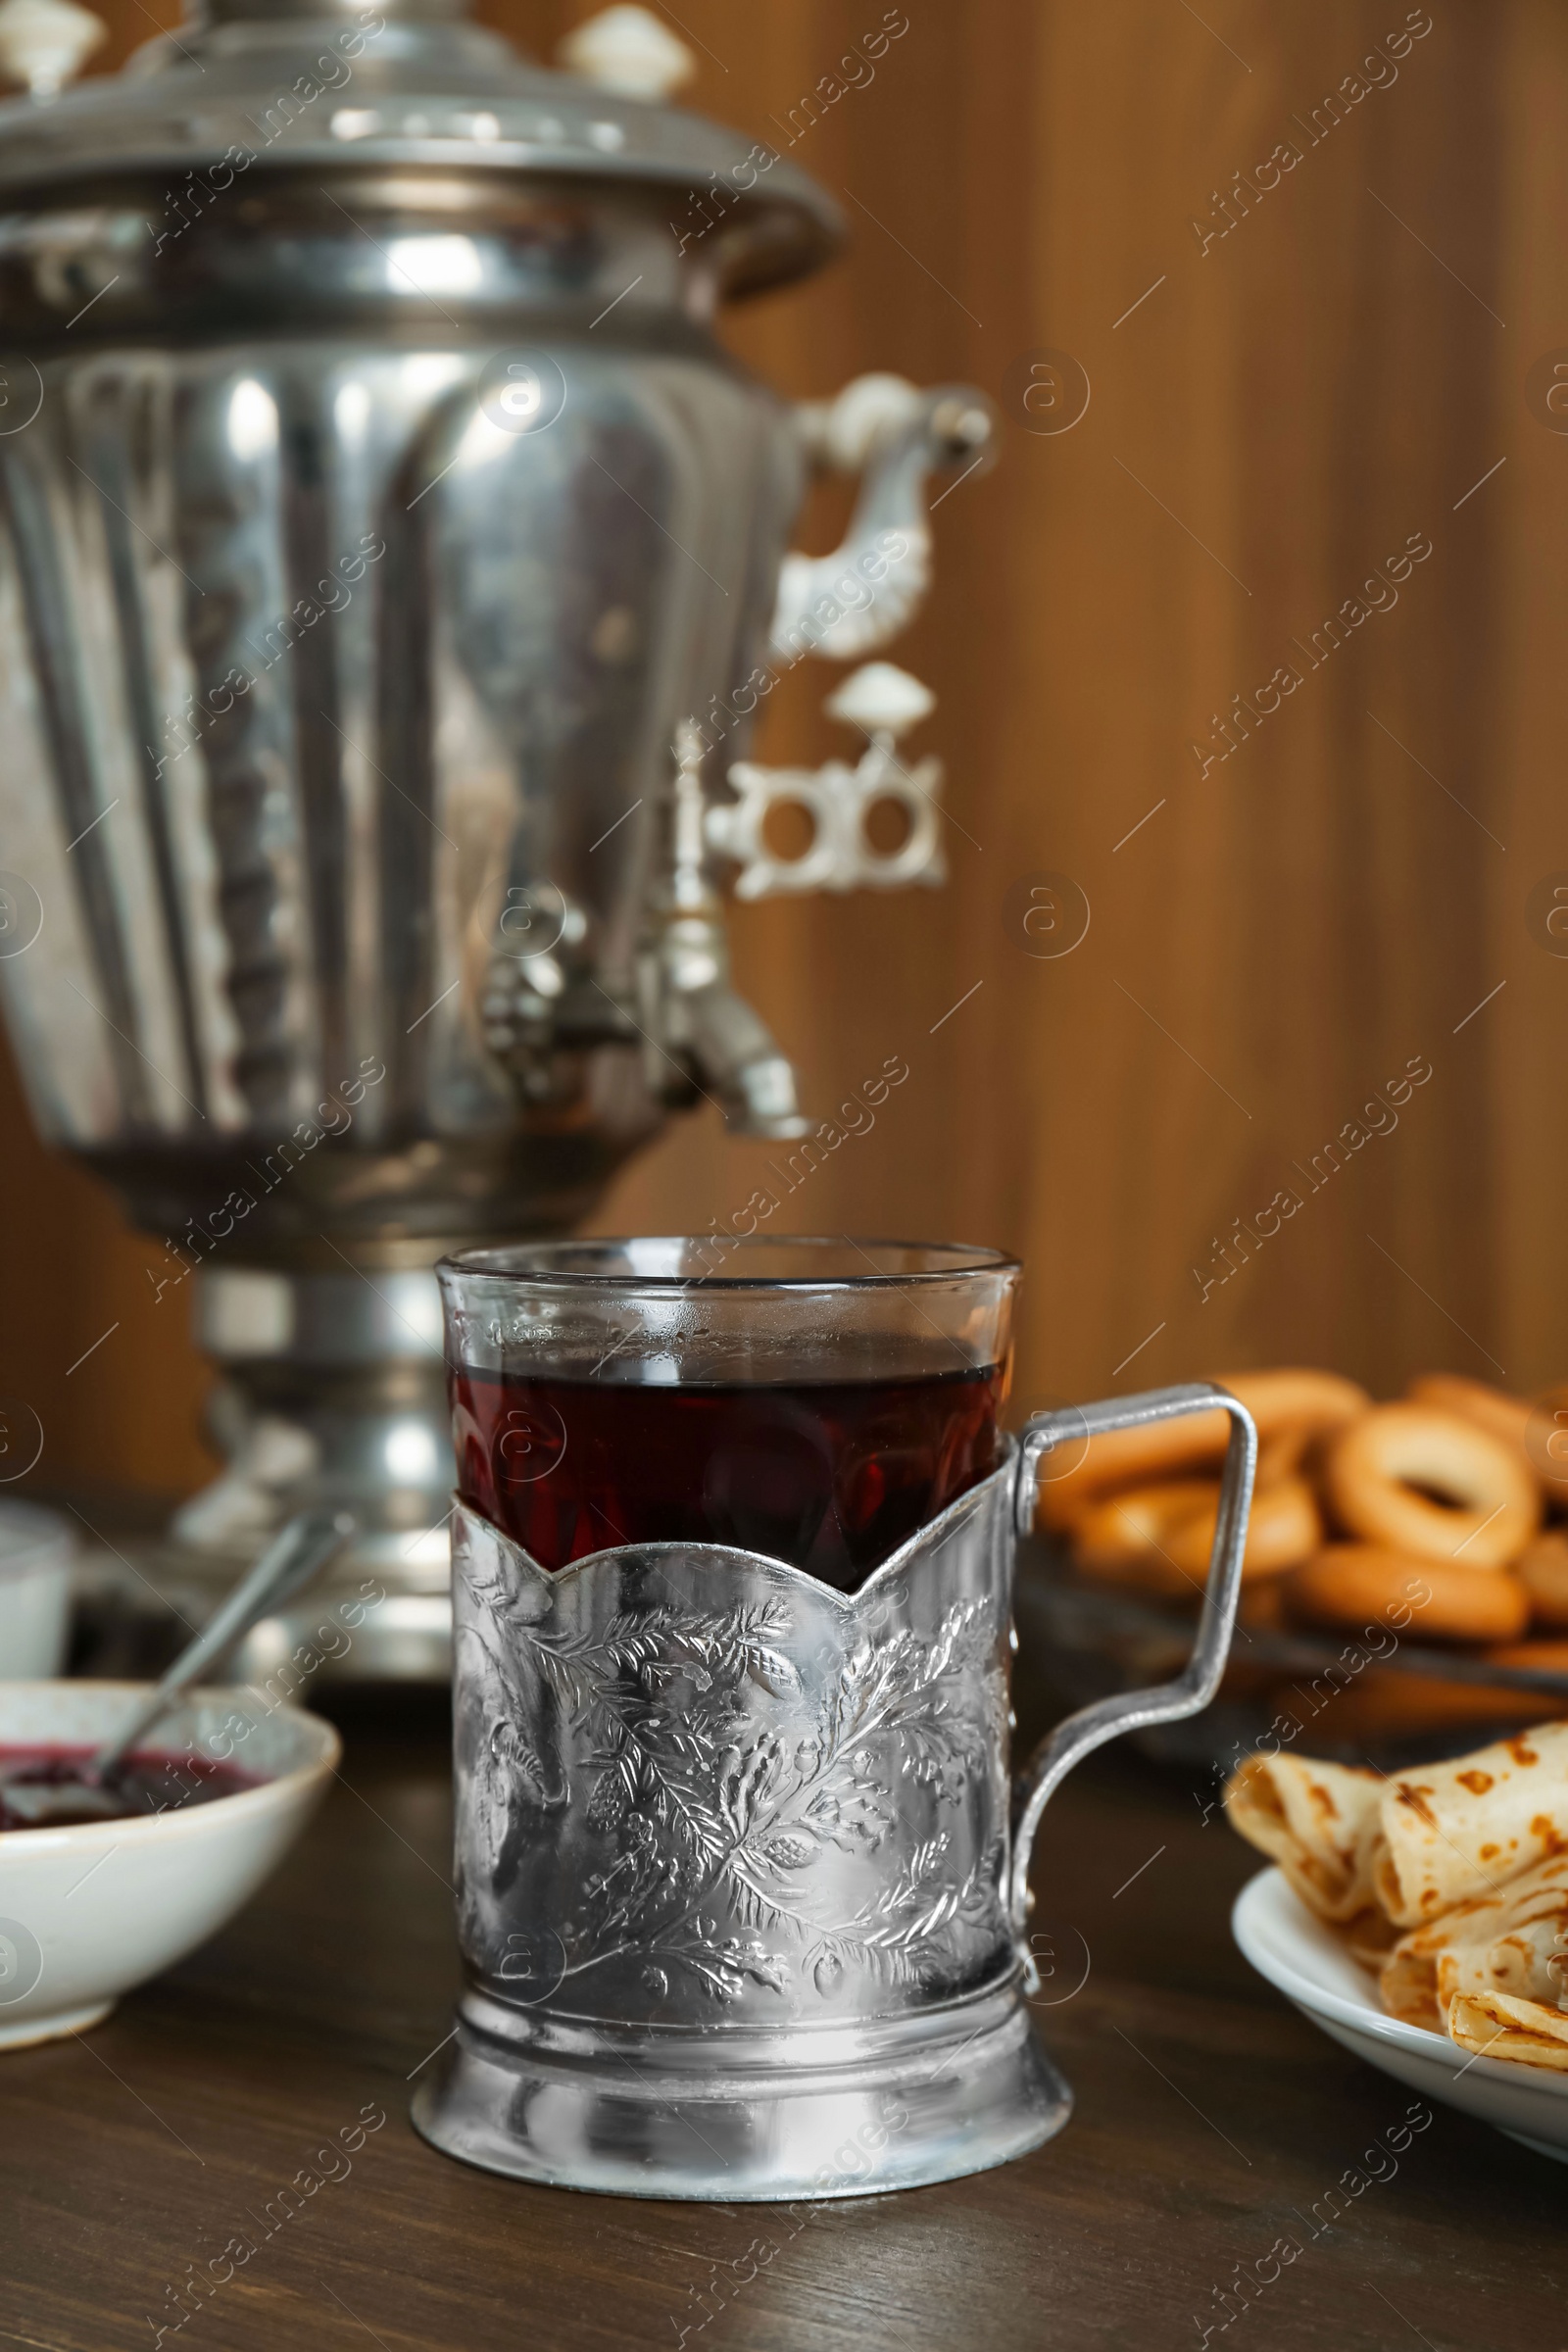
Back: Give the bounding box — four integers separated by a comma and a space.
0, 0, 993, 1671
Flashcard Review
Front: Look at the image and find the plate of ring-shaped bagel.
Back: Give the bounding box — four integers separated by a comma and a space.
1031, 1369, 1568, 1756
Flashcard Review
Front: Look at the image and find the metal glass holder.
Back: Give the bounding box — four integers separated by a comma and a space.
412, 1384, 1256, 2199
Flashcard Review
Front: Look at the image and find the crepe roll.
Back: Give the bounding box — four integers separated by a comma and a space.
1447, 1988, 1568, 2071
1379, 1851, 1568, 2030
1224, 1751, 1385, 1923
1373, 1721, 1568, 1928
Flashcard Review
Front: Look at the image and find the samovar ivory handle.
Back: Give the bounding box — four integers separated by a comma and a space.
768, 374, 996, 665
0, 0, 103, 100
1006, 1384, 1257, 1946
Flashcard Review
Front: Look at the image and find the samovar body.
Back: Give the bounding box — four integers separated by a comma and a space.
0, 0, 989, 1667
6, 325, 807, 1241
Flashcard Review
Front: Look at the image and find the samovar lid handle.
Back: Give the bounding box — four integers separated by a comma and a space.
0, 0, 103, 102
556, 4, 695, 102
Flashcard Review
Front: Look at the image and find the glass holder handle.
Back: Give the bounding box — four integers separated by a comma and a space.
1006, 1382, 1257, 1948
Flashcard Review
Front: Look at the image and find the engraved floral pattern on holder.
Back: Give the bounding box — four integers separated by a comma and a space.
450, 1481, 1017, 2024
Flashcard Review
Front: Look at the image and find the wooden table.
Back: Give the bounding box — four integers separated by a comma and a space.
2, 1674, 1561, 2352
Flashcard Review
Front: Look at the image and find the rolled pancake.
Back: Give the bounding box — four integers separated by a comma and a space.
1344, 1906, 1399, 1972
1225, 1753, 1384, 1922
1379, 1851, 1568, 2031
1447, 1988, 1568, 2071
1374, 1722, 1568, 1928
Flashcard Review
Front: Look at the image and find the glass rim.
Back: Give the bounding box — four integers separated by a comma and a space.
437, 1236, 1019, 1293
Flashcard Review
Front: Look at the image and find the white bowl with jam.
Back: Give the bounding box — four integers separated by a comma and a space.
0, 1681, 339, 2048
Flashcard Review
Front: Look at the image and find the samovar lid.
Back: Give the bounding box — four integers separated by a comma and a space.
0, 0, 840, 294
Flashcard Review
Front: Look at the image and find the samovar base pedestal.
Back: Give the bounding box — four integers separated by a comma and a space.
411, 1981, 1068, 2201
155, 1267, 461, 1685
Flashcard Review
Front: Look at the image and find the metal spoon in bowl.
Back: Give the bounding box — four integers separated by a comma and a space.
0, 1507, 355, 1828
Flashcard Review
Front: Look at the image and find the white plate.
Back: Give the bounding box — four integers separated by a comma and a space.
1232, 1866, 1568, 2164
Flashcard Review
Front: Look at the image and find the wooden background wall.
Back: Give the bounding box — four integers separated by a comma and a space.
5, 0, 1566, 1498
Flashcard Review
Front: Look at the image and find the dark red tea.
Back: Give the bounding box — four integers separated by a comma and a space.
451, 1364, 1003, 1590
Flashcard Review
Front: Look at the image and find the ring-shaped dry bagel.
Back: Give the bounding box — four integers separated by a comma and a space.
1526, 1381, 1568, 1508
1517, 1531, 1568, 1629
1322, 1404, 1540, 1568
1033, 1420, 1224, 1530
1240, 1369, 1370, 1482
1404, 1373, 1535, 1455
1255, 1426, 1320, 1483
1161, 1474, 1321, 1582
1034, 1366, 1368, 1529
1069, 1480, 1221, 1597
1219, 1367, 1372, 1442
1482, 1638, 1568, 1673
1283, 1544, 1531, 1642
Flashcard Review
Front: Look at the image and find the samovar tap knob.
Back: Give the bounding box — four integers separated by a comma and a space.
556, 5, 696, 101
0, 0, 104, 100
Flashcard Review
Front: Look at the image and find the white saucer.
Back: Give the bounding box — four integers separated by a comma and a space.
1232, 1867, 1568, 2163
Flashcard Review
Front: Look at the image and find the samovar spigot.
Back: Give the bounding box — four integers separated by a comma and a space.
636, 720, 808, 1141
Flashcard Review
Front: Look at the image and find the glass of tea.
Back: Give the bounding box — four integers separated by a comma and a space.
420, 1231, 1256, 2200
437, 1236, 1016, 1592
